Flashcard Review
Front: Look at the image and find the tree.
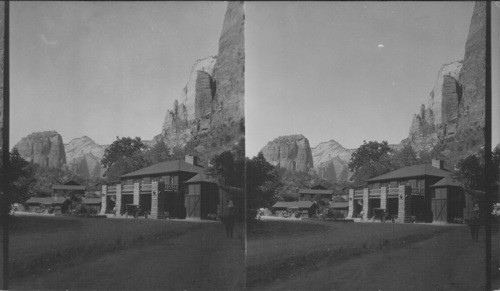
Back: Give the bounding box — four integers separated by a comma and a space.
246, 152, 278, 222
454, 154, 484, 191
348, 141, 393, 185
144, 139, 171, 165
170, 145, 186, 160
102, 137, 147, 183
348, 140, 392, 172
0, 149, 37, 203
101, 137, 145, 168
392, 144, 419, 169
210, 151, 244, 188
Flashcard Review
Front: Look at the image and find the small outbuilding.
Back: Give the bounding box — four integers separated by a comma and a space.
272, 201, 318, 217
80, 197, 103, 214
25, 197, 71, 214
184, 172, 220, 220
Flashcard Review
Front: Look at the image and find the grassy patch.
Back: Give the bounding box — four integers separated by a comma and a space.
246, 220, 451, 287
248, 220, 329, 240
9, 215, 202, 280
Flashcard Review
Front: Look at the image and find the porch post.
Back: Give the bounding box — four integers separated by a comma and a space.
100, 185, 107, 215
397, 185, 412, 223
363, 188, 369, 220
380, 187, 387, 210
347, 189, 354, 219
133, 182, 140, 205
150, 181, 159, 219
116, 184, 122, 216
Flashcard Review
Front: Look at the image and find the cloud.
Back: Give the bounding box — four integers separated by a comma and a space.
40, 34, 58, 46
378, 44, 384, 48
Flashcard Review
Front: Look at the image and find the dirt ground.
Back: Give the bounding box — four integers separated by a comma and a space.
247, 218, 500, 290
8, 214, 245, 290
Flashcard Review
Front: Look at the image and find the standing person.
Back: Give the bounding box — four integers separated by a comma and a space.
360, 210, 364, 221
223, 213, 235, 239
228, 198, 234, 214
469, 211, 480, 242
112, 205, 117, 218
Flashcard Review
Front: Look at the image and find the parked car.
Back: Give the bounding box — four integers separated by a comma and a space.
125, 204, 147, 218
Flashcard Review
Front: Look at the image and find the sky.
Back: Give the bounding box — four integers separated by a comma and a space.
8, 2, 499, 156
10, 1, 227, 146
246, 1, 496, 157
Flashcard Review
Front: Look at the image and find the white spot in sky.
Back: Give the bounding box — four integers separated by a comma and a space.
40, 34, 58, 46
378, 44, 384, 48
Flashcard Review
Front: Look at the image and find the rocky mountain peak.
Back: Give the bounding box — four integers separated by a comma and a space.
311, 139, 354, 183
261, 134, 313, 172
157, 2, 244, 160
65, 136, 107, 179
14, 131, 66, 168
403, 2, 485, 162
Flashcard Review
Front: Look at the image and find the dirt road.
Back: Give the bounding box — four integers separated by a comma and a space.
11, 221, 245, 290
261, 225, 490, 290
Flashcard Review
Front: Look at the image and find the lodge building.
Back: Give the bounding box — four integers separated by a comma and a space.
100, 156, 237, 220
348, 159, 477, 223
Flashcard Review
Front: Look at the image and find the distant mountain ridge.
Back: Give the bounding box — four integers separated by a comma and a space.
65, 136, 107, 179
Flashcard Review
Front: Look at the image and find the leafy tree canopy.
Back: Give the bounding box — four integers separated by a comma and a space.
143, 139, 171, 165
0, 149, 38, 203
101, 136, 145, 168
102, 137, 146, 183
348, 140, 392, 172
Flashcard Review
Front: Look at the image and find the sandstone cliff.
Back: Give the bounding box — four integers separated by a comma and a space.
403, 2, 485, 157
157, 2, 245, 163
65, 136, 107, 179
261, 135, 314, 172
14, 131, 66, 168
457, 1, 486, 133
211, 1, 245, 125
404, 61, 463, 152
311, 140, 354, 183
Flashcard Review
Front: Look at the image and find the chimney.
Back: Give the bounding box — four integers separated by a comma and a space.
185, 155, 198, 166
431, 159, 444, 169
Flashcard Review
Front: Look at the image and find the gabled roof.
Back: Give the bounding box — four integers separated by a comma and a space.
331, 196, 347, 202
184, 172, 217, 184
272, 201, 315, 209
25, 197, 69, 204
430, 176, 462, 188
52, 185, 86, 191
121, 160, 204, 178
298, 189, 334, 195
368, 164, 451, 182
331, 201, 349, 209
81, 197, 102, 204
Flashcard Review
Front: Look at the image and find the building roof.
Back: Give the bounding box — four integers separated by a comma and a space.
298, 189, 334, 195
430, 176, 462, 188
52, 185, 86, 191
25, 197, 69, 204
368, 164, 451, 182
331, 201, 349, 209
184, 172, 217, 184
121, 160, 204, 178
272, 201, 316, 209
81, 197, 102, 204
331, 196, 347, 202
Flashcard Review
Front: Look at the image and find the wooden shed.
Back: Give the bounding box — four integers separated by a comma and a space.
81, 197, 103, 214
184, 173, 219, 220
429, 176, 465, 223
25, 197, 71, 214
